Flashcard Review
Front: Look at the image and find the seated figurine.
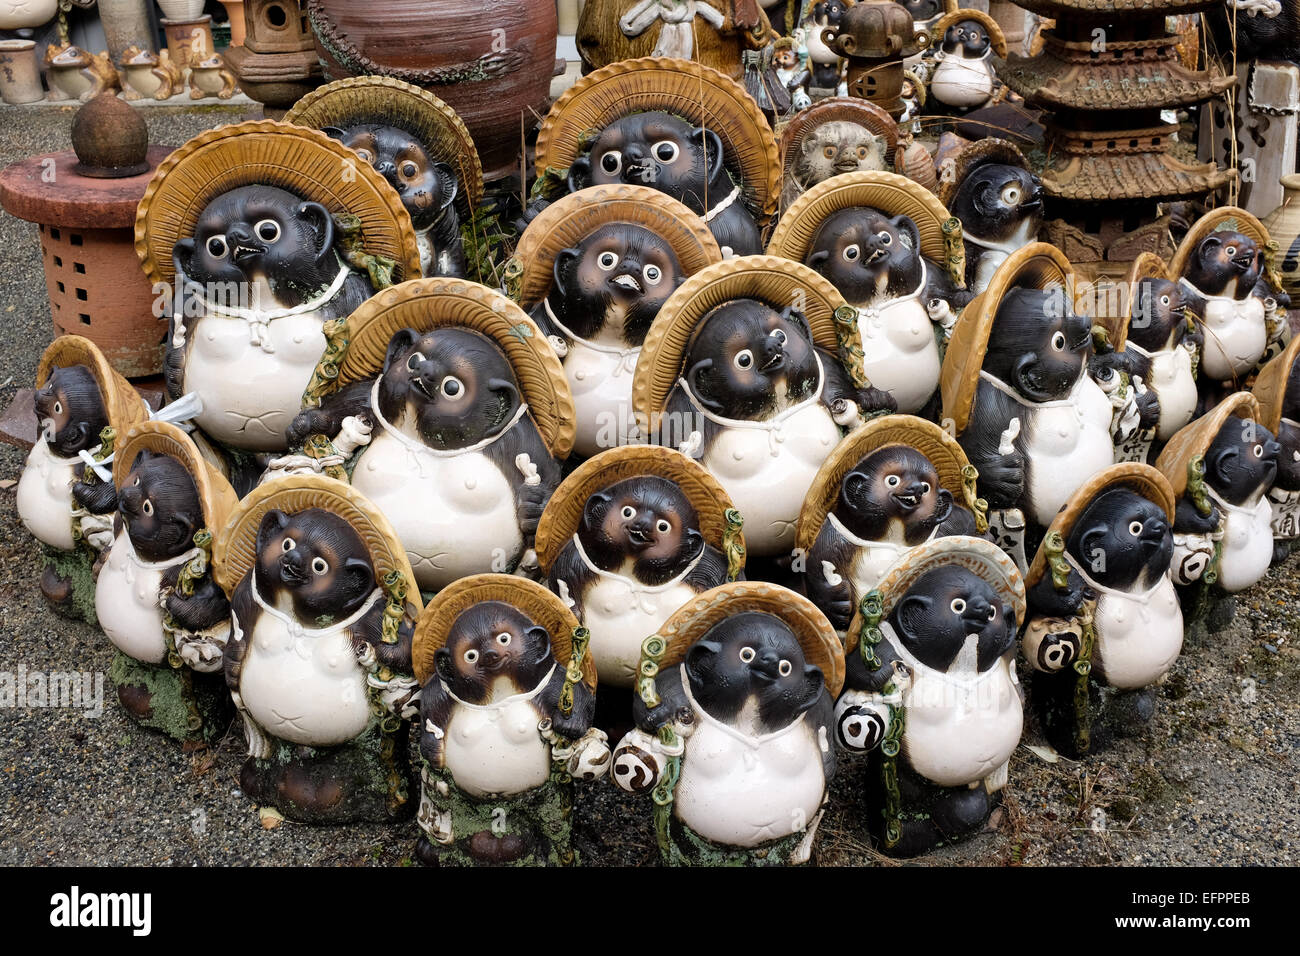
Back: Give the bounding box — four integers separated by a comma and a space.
1252, 336, 1300, 560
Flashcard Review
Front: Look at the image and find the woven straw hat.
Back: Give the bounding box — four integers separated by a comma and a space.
931, 9, 1008, 61
535, 56, 781, 223
503, 184, 721, 311
283, 75, 483, 222
1025, 463, 1176, 587
1252, 334, 1300, 434
767, 170, 955, 265
534, 444, 744, 573
1090, 252, 1174, 350
936, 137, 1027, 209
135, 119, 421, 287
411, 573, 592, 689
1154, 392, 1262, 498
941, 242, 1073, 434
796, 414, 981, 554
113, 421, 239, 543
632, 255, 846, 426
36, 334, 149, 434
324, 277, 576, 458
1169, 206, 1276, 284
645, 581, 844, 697
779, 97, 900, 177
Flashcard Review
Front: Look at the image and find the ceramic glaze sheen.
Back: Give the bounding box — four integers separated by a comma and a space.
95, 530, 171, 664
1018, 375, 1115, 528
855, 295, 940, 414
1194, 293, 1266, 381
1090, 575, 1184, 690
17, 437, 77, 550
442, 688, 553, 799
580, 575, 698, 687
564, 340, 640, 458
1212, 492, 1275, 593
1130, 342, 1197, 441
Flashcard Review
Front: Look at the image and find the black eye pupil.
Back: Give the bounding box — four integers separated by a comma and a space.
209, 239, 224, 254
259, 223, 277, 240
444, 380, 460, 396
602, 155, 618, 171
657, 145, 674, 160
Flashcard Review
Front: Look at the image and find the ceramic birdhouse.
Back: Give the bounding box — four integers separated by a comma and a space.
610, 581, 844, 865
925, 9, 1006, 114
214, 474, 423, 823
18, 336, 149, 624
134, 121, 420, 458
411, 574, 609, 865
1252, 335, 1300, 560
535, 445, 746, 689
778, 97, 898, 212
284, 76, 484, 279
1022, 463, 1180, 758
97, 421, 239, 745
767, 170, 970, 414
280, 277, 573, 593
838, 535, 1025, 856
821, 0, 930, 119
504, 185, 723, 458
632, 255, 896, 562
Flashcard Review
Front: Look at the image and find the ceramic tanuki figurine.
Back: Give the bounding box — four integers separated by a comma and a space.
187, 54, 238, 100
44, 44, 118, 102
797, 414, 988, 631
535, 445, 745, 689
1253, 336, 1300, 560
214, 475, 422, 823
411, 575, 610, 865
768, 171, 971, 415
135, 121, 420, 456
282, 278, 573, 592
17, 336, 149, 624
634, 256, 896, 560
505, 185, 722, 458
802, 1, 849, 94
533, 57, 782, 259
1022, 464, 1181, 758
777, 98, 897, 211
285, 76, 485, 279
1171, 207, 1291, 392
96, 422, 238, 746
610, 581, 844, 865
939, 140, 1044, 295
118, 46, 182, 101
927, 11, 1005, 113
941, 244, 1115, 570
837, 536, 1024, 856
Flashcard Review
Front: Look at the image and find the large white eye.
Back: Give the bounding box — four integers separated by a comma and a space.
400, 160, 419, 179
621, 505, 637, 520
207, 235, 228, 259
656, 518, 671, 534
987, 605, 997, 620
600, 151, 622, 176
1001, 184, 1022, 205
843, 244, 861, 262
739, 646, 756, 663
52, 402, 62, 415
496, 632, 511, 646
1159, 294, 1171, 307
643, 263, 662, 285
886, 474, 901, 487
950, 598, 967, 614
464, 648, 479, 664
142, 500, 154, 516
1226, 246, 1237, 257
1128, 520, 1143, 537
877, 231, 893, 246
1253, 444, 1264, 458
734, 349, 754, 370
653, 141, 679, 163
406, 352, 422, 372
441, 376, 464, 399
1051, 330, 1067, 351
778, 660, 793, 677
282, 538, 296, 552
311, 556, 329, 575
597, 251, 619, 271
771, 328, 787, 344
920, 482, 931, 494
255, 219, 281, 243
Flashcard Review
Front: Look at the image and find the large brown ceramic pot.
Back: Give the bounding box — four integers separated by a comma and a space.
307, 0, 557, 182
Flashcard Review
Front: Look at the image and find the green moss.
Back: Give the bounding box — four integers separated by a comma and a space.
109, 651, 230, 745
658, 810, 809, 867
41, 544, 98, 626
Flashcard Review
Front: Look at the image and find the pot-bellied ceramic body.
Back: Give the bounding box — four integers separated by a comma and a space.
214, 475, 423, 823
278, 278, 573, 593
837, 535, 1024, 856
284, 76, 485, 280
505, 185, 722, 458
96, 422, 238, 745
118, 46, 183, 101
306, 0, 556, 182
44, 45, 119, 103
1253, 335, 1300, 560
777, 97, 897, 212
800, 0, 849, 94
941, 244, 1116, 571
797, 414, 989, 632
1171, 206, 1291, 393
535, 445, 745, 689
767, 171, 970, 415
411, 574, 608, 865
187, 54, 238, 99
533, 57, 782, 259
633, 256, 896, 561
925, 10, 1005, 114
610, 581, 844, 865
134, 121, 420, 460
18, 336, 150, 624
1022, 464, 1180, 758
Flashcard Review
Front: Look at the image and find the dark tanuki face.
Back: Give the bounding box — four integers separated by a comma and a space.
888, 565, 1016, 673
806, 206, 923, 303
578, 475, 706, 584
329, 124, 457, 232
1186, 230, 1263, 298
943, 19, 991, 56
683, 299, 820, 420
118, 451, 203, 563
378, 327, 523, 451
1067, 489, 1172, 590
684, 612, 824, 732
1205, 419, 1281, 505
949, 164, 1042, 241
584, 112, 724, 204
984, 287, 1092, 402
837, 446, 954, 545
34, 365, 108, 458
435, 601, 556, 704
1128, 277, 1188, 353
1278, 362, 1300, 493
254, 508, 376, 621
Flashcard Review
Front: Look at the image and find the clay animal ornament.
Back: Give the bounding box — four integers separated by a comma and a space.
412, 576, 609, 865
771, 37, 812, 114
836, 536, 1024, 856
804, 1, 849, 92
610, 582, 844, 865
44, 44, 118, 102
187, 54, 238, 100
783, 122, 888, 209
217, 476, 422, 824
118, 46, 182, 101
1022, 465, 1181, 757
1252, 337, 1300, 559
95, 423, 237, 745
929, 17, 997, 112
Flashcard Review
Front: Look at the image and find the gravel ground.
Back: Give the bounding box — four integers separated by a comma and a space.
0, 105, 1296, 867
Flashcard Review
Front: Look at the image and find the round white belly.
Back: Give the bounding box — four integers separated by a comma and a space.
857, 300, 940, 414
564, 341, 638, 458
1093, 577, 1183, 689
1216, 496, 1275, 593
930, 57, 993, 108
847, 543, 911, 601
1024, 388, 1115, 528
1148, 348, 1198, 441
901, 661, 1022, 788
579, 577, 699, 688
703, 403, 841, 556
352, 433, 523, 591
443, 699, 551, 798
1198, 297, 1266, 381
673, 717, 826, 848
95, 531, 168, 664
17, 437, 77, 550
181, 314, 327, 451
238, 615, 372, 747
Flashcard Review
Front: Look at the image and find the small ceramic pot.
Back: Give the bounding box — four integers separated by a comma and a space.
0, 0, 57, 30
219, 0, 247, 46
162, 14, 214, 73
1262, 173, 1300, 299
157, 0, 206, 18
98, 0, 155, 63
0, 40, 43, 105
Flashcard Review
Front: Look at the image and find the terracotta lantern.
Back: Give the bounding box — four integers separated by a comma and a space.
823, 0, 930, 120
223, 0, 322, 110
